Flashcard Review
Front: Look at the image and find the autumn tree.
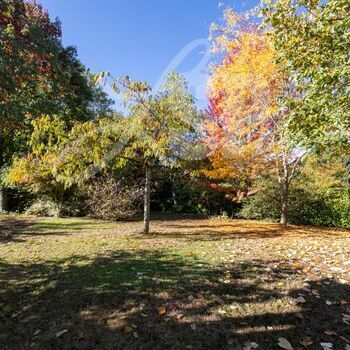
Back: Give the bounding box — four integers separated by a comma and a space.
205, 9, 306, 225
97, 72, 202, 233
262, 0, 350, 148
67, 72, 202, 233
0, 0, 112, 211
7, 116, 70, 216
7, 114, 124, 216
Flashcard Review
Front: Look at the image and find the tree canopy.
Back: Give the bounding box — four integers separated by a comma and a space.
263, 0, 350, 148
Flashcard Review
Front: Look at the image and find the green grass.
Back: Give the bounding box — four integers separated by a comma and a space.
0, 214, 349, 349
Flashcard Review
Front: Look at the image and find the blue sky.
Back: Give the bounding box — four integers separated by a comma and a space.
40, 0, 259, 108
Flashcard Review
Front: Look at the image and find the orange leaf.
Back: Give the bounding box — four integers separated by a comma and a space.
157, 306, 166, 315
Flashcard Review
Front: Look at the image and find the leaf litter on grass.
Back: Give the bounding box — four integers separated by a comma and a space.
0, 215, 349, 349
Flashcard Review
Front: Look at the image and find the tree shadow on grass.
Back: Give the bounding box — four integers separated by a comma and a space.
0, 218, 35, 243
0, 218, 111, 243
0, 250, 349, 349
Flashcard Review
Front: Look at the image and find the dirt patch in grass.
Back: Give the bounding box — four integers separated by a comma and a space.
0, 214, 349, 349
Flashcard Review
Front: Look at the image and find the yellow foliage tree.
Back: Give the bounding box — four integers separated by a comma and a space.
205, 9, 307, 225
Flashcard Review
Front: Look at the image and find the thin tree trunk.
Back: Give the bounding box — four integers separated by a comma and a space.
172, 188, 177, 208
142, 166, 151, 234
0, 187, 8, 212
279, 153, 290, 227
280, 179, 289, 226
0, 127, 8, 212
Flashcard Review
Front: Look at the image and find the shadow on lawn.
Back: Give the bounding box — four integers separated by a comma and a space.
0, 250, 349, 350
0, 218, 109, 243
0, 218, 35, 243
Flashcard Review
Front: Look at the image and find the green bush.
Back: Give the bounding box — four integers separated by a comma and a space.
25, 197, 62, 217
25, 195, 83, 218
238, 179, 280, 221
239, 177, 350, 229
153, 173, 234, 216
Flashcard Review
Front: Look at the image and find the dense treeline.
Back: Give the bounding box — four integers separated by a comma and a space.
0, 0, 349, 231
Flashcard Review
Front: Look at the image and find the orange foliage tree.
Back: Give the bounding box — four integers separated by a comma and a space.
204, 9, 306, 225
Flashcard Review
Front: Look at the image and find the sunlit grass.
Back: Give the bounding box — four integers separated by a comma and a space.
0, 214, 349, 349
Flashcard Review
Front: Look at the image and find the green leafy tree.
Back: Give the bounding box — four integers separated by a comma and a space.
239, 152, 350, 228
262, 0, 350, 148
93, 72, 202, 233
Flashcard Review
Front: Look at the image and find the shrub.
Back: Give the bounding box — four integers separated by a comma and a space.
238, 176, 350, 229
25, 197, 62, 217
24, 195, 83, 217
238, 178, 280, 221
84, 176, 143, 220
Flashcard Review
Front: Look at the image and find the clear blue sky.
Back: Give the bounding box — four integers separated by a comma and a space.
40, 0, 259, 107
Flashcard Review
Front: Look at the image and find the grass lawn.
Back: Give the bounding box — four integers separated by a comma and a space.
0, 214, 349, 350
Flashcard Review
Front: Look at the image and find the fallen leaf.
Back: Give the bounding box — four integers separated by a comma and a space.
325, 300, 332, 305
123, 326, 133, 334
324, 330, 337, 336
55, 329, 68, 338
339, 335, 350, 343
320, 343, 333, 350
244, 342, 259, 350
291, 263, 300, 270
300, 336, 313, 347
342, 314, 350, 325
33, 329, 41, 336
295, 296, 306, 304
278, 337, 294, 350
175, 313, 184, 320
157, 306, 166, 315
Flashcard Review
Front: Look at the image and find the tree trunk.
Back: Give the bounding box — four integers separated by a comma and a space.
280, 179, 289, 227
0, 187, 7, 212
142, 166, 151, 234
0, 127, 8, 212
